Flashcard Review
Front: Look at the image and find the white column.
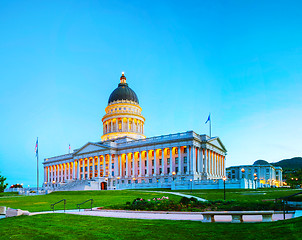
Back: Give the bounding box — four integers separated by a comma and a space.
139, 151, 142, 177
64, 163, 67, 181
97, 156, 100, 178
146, 150, 149, 176
77, 160, 80, 179
127, 118, 129, 132
119, 155, 123, 177
87, 158, 90, 179
170, 147, 173, 174
153, 149, 157, 176
189, 146, 193, 174
131, 153, 135, 177
92, 158, 95, 178
125, 153, 129, 177
114, 155, 118, 177
44, 167, 47, 183
162, 149, 165, 175
199, 148, 203, 173
178, 147, 182, 175
109, 154, 112, 176
60, 164, 63, 182
110, 120, 113, 133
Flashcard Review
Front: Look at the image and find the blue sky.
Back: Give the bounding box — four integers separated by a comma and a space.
1, 0, 302, 187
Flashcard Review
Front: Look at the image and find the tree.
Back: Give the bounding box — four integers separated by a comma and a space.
0, 173, 8, 192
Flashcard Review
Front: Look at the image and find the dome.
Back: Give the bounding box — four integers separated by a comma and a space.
253, 160, 271, 166
108, 73, 139, 104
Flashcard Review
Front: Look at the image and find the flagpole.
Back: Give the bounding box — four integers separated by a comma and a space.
210, 118, 211, 138
36, 137, 39, 194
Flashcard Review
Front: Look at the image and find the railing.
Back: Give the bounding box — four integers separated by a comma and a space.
276, 191, 302, 219
77, 199, 93, 212
50, 199, 66, 212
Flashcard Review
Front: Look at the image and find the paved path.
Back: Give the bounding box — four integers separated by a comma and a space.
147, 191, 206, 202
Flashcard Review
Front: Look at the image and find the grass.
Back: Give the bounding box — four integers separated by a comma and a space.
174, 188, 302, 201
0, 192, 19, 197
0, 214, 301, 240
0, 190, 181, 212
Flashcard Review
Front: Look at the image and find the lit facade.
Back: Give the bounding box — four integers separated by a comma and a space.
43, 73, 227, 190
226, 160, 283, 187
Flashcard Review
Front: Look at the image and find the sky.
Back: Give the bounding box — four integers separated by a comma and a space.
0, 0, 302, 187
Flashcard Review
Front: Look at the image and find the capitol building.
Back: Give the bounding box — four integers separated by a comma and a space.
43, 73, 227, 190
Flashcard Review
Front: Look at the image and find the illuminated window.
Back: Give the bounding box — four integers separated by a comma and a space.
175, 148, 178, 154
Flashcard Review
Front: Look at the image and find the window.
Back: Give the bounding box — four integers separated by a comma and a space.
149, 179, 152, 183
176, 167, 178, 172
184, 166, 187, 173
232, 170, 235, 173
152, 169, 154, 174
175, 157, 178, 164
152, 160, 154, 166
167, 149, 170, 155
145, 169, 147, 174
159, 150, 162, 155
184, 148, 187, 153
124, 108, 126, 110
85, 167, 87, 171
128, 180, 131, 184
175, 148, 178, 154
131, 162, 133, 167
167, 158, 170, 165
95, 165, 97, 170
159, 160, 162, 166
159, 168, 162, 174
81, 167, 83, 171
145, 160, 147, 166
90, 166, 92, 171
184, 157, 187, 164
85, 174, 87, 178
119, 108, 121, 110
165, 178, 168, 183
113, 181, 115, 186
112, 163, 114, 169
122, 180, 124, 184
167, 168, 170, 174
112, 171, 114, 176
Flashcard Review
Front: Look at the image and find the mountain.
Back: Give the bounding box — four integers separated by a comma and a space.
271, 157, 302, 170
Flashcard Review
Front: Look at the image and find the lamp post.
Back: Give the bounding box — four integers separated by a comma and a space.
241, 168, 245, 178
254, 173, 257, 189
133, 178, 136, 189
190, 179, 193, 193
223, 176, 226, 200
172, 171, 176, 181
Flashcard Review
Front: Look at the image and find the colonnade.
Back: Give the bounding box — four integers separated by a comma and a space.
103, 117, 144, 134
44, 146, 225, 184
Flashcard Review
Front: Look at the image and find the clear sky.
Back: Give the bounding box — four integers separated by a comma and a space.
1, 0, 302, 187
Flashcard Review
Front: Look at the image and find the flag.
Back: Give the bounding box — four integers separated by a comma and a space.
35, 138, 38, 157
69, 144, 71, 150
205, 114, 211, 124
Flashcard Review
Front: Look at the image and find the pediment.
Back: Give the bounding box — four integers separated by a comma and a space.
74, 142, 108, 156
208, 137, 227, 152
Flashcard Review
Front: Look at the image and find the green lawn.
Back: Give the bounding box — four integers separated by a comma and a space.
0, 190, 180, 212
0, 192, 19, 197
0, 214, 301, 240
174, 188, 302, 201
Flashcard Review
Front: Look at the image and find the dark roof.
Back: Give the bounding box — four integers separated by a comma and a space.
108, 82, 139, 104
253, 160, 271, 166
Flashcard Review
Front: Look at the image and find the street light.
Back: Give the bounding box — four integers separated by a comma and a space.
223, 176, 226, 200
254, 177, 258, 189
190, 179, 193, 193
241, 168, 245, 178
172, 171, 176, 181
